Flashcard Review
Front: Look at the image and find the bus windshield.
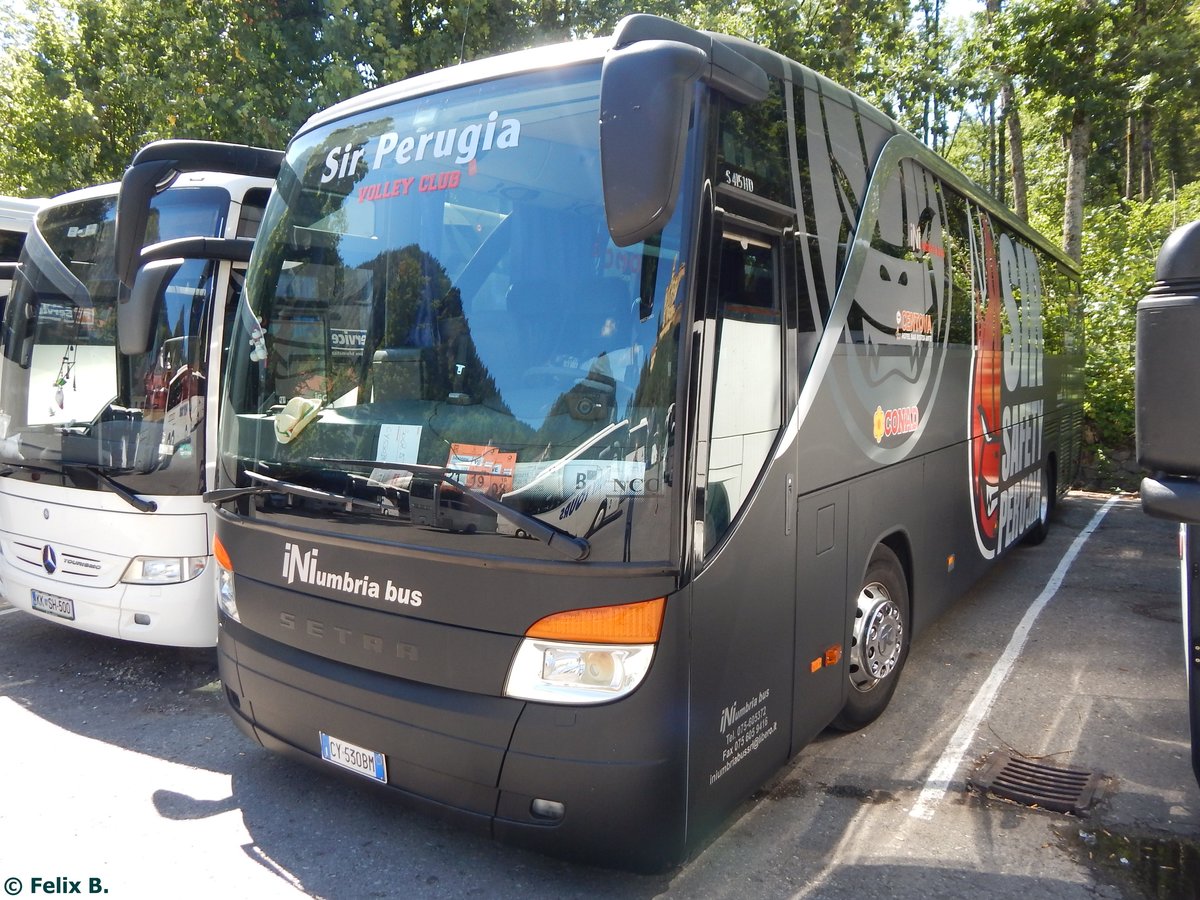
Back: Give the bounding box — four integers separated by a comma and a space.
221, 64, 689, 563
0, 187, 231, 496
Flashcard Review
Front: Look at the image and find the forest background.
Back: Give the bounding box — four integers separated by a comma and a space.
1, 0, 1198, 489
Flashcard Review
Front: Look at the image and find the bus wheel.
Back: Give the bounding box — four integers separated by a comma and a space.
832, 545, 909, 731
1023, 460, 1056, 546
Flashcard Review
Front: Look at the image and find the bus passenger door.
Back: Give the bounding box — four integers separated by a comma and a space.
789, 225, 850, 750
686, 216, 796, 833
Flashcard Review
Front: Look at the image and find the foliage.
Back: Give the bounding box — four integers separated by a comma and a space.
1080, 181, 1200, 448
0, 0, 325, 195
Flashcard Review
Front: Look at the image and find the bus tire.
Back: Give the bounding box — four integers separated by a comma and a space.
831, 545, 909, 732
1023, 459, 1056, 546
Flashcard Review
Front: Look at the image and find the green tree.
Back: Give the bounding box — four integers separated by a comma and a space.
1082, 185, 1200, 452
0, 0, 324, 195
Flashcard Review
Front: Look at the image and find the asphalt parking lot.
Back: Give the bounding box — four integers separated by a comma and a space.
0, 491, 1196, 899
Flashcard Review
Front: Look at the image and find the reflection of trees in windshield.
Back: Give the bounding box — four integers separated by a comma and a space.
365, 243, 505, 413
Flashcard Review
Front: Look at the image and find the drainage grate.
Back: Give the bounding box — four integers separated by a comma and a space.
967, 751, 1103, 814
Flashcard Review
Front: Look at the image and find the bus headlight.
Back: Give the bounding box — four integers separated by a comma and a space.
213, 535, 239, 622
503, 597, 665, 704
122, 556, 207, 584
505, 640, 654, 703
216, 568, 239, 621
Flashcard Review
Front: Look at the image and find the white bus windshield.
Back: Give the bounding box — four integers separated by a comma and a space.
0, 187, 231, 495
222, 65, 690, 563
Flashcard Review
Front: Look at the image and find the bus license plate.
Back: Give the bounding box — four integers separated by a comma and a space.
30, 589, 75, 621
319, 731, 387, 784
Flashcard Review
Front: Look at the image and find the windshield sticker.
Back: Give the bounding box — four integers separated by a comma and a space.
447, 443, 516, 497
330, 328, 367, 358
377, 423, 422, 463
320, 111, 522, 187
370, 423, 422, 485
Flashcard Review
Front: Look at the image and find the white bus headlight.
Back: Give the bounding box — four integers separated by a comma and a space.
505, 640, 654, 703
122, 555, 207, 584
213, 535, 239, 622
503, 597, 665, 704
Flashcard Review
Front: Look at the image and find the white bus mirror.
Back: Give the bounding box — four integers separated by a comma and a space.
116, 140, 283, 289
115, 158, 178, 291
120, 257, 182, 356
118, 236, 255, 357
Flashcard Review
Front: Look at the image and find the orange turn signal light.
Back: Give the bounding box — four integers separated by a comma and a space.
811, 645, 843, 673
525, 597, 666, 644
213, 534, 234, 572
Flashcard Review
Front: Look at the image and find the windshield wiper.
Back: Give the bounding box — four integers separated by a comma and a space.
311, 457, 592, 562
204, 470, 386, 513
71, 465, 158, 513
0, 459, 158, 513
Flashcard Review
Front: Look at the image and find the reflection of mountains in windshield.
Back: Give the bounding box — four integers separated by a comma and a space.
366, 244, 504, 411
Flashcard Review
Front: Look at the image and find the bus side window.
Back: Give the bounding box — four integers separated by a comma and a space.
846, 159, 950, 349
704, 232, 783, 556
944, 186, 975, 346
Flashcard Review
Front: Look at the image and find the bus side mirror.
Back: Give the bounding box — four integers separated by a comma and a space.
116, 140, 283, 289
600, 41, 706, 248
115, 158, 177, 290
1137, 220, 1200, 477
1137, 220, 1200, 522
120, 257, 182, 356
118, 235, 255, 356
599, 24, 769, 248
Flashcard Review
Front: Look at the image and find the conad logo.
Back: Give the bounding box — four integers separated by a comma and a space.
873, 406, 920, 444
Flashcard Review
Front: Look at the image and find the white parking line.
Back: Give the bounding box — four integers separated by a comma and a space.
908, 495, 1121, 820
0, 607, 21, 616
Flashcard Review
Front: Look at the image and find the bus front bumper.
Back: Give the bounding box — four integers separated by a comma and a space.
218, 613, 688, 871
0, 557, 217, 647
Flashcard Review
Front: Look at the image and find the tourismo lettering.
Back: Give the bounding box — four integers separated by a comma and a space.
320, 111, 522, 184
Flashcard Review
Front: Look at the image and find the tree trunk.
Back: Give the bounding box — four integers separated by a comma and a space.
1063, 106, 1091, 264
997, 101, 1007, 205
1139, 106, 1154, 200
1125, 115, 1136, 200
1004, 82, 1027, 219
988, 100, 998, 199
1008, 90, 1027, 219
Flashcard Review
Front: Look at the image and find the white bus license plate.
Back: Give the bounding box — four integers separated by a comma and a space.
30, 589, 75, 621
319, 731, 387, 784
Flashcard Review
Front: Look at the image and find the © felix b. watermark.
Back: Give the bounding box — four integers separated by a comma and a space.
4, 876, 109, 895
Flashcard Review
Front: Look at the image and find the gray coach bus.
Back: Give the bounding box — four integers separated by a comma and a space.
121, 15, 1083, 870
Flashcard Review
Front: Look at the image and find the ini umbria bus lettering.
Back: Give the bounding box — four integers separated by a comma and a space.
126, 16, 1083, 870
